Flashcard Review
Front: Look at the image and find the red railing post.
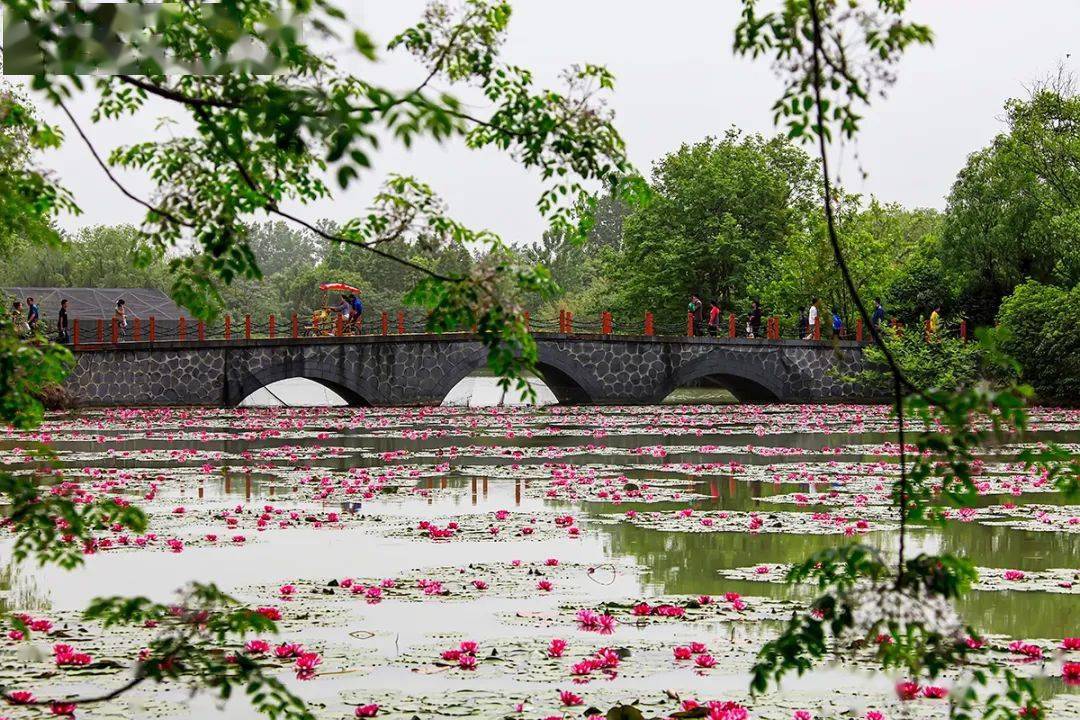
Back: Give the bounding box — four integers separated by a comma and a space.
960, 320, 967, 342
269, 315, 276, 339
148, 317, 155, 343
197, 320, 205, 342
335, 314, 344, 337
291, 314, 299, 338
728, 313, 736, 338
397, 311, 405, 334
601, 311, 612, 335
813, 315, 821, 340
566, 312, 573, 334
244, 315, 252, 340
178, 317, 186, 342
855, 318, 863, 343
381, 311, 389, 336
97, 319, 104, 343
559, 309, 567, 333
523, 311, 530, 332
224, 315, 231, 341
111, 317, 119, 344
133, 317, 141, 341
687, 312, 693, 337
644, 312, 654, 336
73, 319, 80, 347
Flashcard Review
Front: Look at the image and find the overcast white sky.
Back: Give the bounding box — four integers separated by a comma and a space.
17, 0, 1080, 246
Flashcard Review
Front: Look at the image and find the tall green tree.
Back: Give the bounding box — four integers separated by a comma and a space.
940, 73, 1080, 324
605, 129, 819, 319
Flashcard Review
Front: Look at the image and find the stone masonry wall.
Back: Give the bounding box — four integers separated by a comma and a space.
65, 335, 871, 407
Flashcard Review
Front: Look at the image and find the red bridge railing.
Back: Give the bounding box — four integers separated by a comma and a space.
66, 309, 960, 349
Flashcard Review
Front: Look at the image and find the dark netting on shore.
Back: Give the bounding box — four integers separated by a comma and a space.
2, 287, 184, 323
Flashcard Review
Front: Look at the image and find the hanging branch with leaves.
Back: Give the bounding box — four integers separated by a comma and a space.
733, 2, 1076, 718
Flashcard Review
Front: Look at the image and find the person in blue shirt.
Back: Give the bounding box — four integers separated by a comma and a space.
349, 294, 364, 333
831, 308, 843, 338
26, 297, 40, 333
871, 298, 886, 329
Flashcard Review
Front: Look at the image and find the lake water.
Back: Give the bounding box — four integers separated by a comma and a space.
1, 386, 1078, 720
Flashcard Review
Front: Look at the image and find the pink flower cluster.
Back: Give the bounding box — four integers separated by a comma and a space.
570, 646, 622, 677
679, 699, 749, 720
631, 602, 685, 618
673, 641, 715, 668
53, 643, 93, 667
440, 640, 480, 670
575, 609, 616, 634
1008, 640, 1044, 659
417, 520, 458, 540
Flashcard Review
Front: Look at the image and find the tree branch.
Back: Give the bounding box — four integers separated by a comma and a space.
189, 103, 457, 283
56, 99, 194, 229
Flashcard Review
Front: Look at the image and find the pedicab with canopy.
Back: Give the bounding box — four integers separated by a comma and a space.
309, 282, 364, 336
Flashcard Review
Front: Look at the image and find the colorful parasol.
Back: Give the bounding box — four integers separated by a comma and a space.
319, 282, 362, 294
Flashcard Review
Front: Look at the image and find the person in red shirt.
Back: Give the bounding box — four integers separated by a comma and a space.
707, 300, 721, 337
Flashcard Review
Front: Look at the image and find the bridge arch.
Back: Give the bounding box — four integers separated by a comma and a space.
666, 350, 785, 403
227, 359, 373, 407
433, 345, 598, 405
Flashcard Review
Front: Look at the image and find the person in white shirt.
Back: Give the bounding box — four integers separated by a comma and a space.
804, 298, 819, 339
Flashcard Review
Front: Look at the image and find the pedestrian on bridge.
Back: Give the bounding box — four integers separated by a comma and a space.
804, 298, 819, 339
57, 299, 70, 344
748, 300, 762, 338
26, 297, 40, 334
831, 308, 844, 339
688, 295, 705, 336
871, 298, 886, 329
707, 300, 720, 336
114, 298, 128, 338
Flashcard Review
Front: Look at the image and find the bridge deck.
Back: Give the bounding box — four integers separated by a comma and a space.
69, 330, 867, 353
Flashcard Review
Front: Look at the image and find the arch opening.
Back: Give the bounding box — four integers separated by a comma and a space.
441, 369, 558, 407
238, 376, 367, 407
662, 373, 780, 405
533, 362, 593, 405
435, 347, 596, 407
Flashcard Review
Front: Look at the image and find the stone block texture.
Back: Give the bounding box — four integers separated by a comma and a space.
65, 335, 871, 407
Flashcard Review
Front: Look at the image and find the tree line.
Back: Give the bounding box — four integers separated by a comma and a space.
3, 79, 1076, 402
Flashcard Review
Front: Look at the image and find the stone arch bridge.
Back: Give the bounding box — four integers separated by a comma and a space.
64, 333, 871, 407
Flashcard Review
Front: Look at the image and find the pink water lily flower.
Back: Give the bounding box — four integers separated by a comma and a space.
559, 690, 583, 706
896, 681, 920, 700
922, 686, 948, 698
694, 653, 717, 668
294, 652, 322, 680
245, 639, 270, 654
1064, 661, 1080, 685
536, 580, 553, 592
547, 638, 567, 657
354, 705, 380, 718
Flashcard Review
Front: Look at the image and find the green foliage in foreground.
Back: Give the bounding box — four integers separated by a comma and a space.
858, 326, 985, 394
730, 4, 1078, 720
